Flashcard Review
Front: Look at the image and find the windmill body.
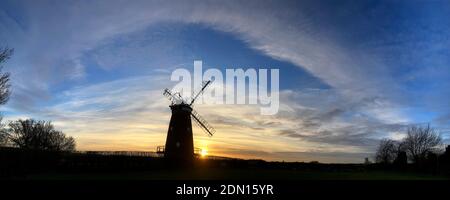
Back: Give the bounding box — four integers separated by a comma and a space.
164, 104, 194, 161
162, 80, 215, 162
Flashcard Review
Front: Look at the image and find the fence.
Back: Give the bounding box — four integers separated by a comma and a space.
76, 150, 163, 157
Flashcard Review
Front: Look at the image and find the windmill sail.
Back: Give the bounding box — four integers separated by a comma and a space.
191, 108, 215, 136
190, 80, 212, 106
163, 88, 185, 104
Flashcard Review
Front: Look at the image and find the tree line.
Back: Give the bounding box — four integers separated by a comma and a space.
0, 47, 75, 152
375, 123, 449, 170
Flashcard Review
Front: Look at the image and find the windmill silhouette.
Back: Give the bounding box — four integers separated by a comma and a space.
161, 80, 215, 162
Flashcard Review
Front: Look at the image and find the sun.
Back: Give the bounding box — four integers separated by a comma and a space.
200, 148, 208, 157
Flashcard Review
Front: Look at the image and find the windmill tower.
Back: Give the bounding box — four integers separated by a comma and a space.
162, 80, 215, 162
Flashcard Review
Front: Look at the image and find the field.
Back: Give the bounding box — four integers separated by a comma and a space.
2, 149, 449, 181
10, 168, 448, 180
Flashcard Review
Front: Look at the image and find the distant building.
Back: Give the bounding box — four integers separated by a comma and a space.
364, 157, 372, 164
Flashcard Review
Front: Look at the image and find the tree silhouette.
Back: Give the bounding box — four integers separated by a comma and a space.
375, 139, 398, 164
393, 151, 408, 167
8, 119, 75, 151
0, 119, 7, 146
0, 47, 12, 146
0, 47, 12, 105
402, 124, 442, 164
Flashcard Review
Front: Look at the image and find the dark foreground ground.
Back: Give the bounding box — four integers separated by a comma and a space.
1, 148, 449, 180
14, 168, 448, 180
2, 149, 450, 198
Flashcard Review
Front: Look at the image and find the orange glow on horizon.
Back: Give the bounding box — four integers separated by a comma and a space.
200, 148, 208, 157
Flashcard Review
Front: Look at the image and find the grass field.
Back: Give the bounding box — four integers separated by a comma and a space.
16, 168, 448, 180
2, 149, 449, 180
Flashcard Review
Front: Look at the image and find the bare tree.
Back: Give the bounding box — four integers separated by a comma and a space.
8, 119, 76, 151
0, 47, 12, 105
402, 124, 442, 163
0, 48, 12, 146
375, 138, 398, 164
0, 117, 7, 146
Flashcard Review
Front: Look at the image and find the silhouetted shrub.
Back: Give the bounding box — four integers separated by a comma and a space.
7, 119, 76, 152
439, 145, 450, 174
393, 151, 407, 169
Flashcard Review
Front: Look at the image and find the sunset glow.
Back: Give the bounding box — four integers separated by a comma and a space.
200, 149, 208, 157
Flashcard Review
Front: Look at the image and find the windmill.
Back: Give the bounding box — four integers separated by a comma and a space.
162, 80, 215, 161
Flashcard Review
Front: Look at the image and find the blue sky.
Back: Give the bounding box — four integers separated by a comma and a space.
0, 0, 449, 163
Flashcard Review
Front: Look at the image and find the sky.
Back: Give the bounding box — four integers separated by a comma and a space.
0, 0, 449, 163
